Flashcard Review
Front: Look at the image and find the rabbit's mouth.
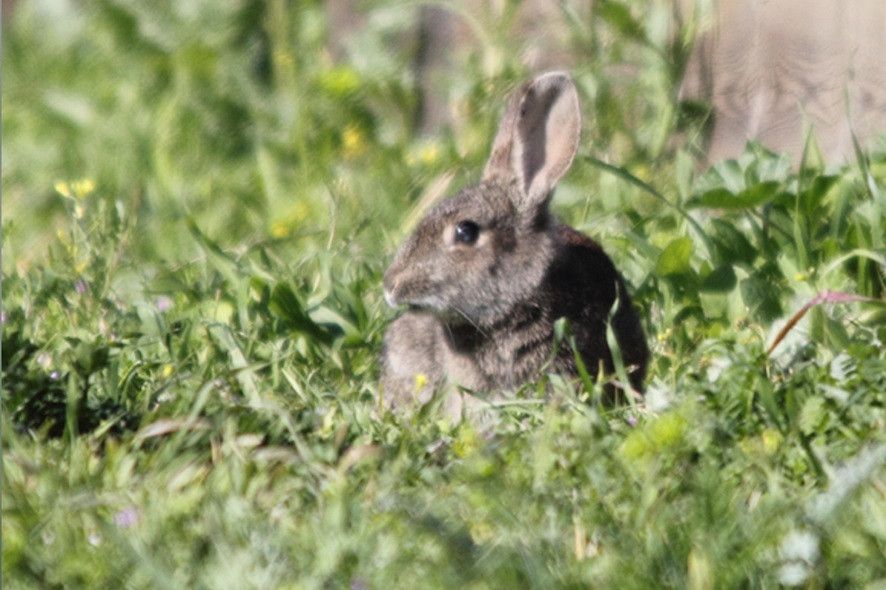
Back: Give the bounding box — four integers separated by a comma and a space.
385, 287, 445, 313
406, 296, 446, 312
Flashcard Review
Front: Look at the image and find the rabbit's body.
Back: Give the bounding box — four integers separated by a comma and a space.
381, 72, 648, 412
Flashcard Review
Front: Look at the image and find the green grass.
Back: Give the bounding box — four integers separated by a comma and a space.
3, 1, 885, 587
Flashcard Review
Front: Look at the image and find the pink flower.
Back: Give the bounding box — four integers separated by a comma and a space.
113, 507, 140, 528
155, 296, 173, 312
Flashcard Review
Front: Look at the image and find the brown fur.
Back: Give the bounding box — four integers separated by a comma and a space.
380, 72, 649, 416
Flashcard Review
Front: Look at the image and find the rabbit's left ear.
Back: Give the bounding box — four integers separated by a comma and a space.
483, 71, 581, 211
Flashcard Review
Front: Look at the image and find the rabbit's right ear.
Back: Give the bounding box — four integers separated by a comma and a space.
483, 72, 581, 212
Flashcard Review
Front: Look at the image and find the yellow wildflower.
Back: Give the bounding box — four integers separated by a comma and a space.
54, 181, 72, 199
72, 179, 95, 199
420, 144, 439, 165
270, 200, 311, 238
406, 141, 442, 167
342, 125, 365, 159
55, 179, 95, 200
760, 428, 782, 455
270, 221, 290, 238
414, 373, 428, 391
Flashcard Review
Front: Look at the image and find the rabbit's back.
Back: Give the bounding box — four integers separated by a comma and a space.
461, 223, 648, 391
545, 225, 648, 391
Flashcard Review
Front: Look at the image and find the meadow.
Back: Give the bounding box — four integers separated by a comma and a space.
2, 1, 884, 587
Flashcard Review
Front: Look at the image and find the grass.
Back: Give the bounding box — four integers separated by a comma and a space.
2, 1, 885, 587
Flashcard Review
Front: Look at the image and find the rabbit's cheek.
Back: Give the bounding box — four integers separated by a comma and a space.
484, 254, 506, 278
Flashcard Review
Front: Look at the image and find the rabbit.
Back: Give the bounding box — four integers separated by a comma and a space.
380, 71, 649, 416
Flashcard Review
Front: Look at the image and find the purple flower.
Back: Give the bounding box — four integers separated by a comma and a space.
75, 280, 87, 295
626, 414, 638, 427
0, 311, 6, 325
49, 371, 60, 381
155, 296, 173, 312
113, 506, 140, 528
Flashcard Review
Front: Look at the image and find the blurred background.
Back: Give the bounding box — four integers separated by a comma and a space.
5, 0, 884, 274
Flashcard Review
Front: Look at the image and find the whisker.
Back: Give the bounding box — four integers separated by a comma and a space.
452, 305, 490, 339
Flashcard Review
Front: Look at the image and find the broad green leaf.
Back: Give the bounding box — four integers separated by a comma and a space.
597, 1, 647, 44
687, 181, 780, 209
269, 283, 333, 344
309, 305, 358, 343
740, 276, 783, 323
799, 175, 839, 212
710, 219, 757, 266
699, 264, 737, 292
798, 396, 825, 435
656, 237, 693, 276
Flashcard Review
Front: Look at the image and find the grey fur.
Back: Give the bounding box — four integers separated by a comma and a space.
381, 72, 649, 417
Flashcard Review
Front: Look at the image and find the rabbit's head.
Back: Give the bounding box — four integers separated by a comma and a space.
383, 72, 581, 326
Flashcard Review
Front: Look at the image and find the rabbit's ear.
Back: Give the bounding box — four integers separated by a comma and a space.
483, 72, 581, 211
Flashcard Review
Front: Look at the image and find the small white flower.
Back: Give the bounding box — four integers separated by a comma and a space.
778, 529, 819, 586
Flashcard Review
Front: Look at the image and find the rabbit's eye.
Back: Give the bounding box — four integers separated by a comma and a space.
454, 220, 480, 245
